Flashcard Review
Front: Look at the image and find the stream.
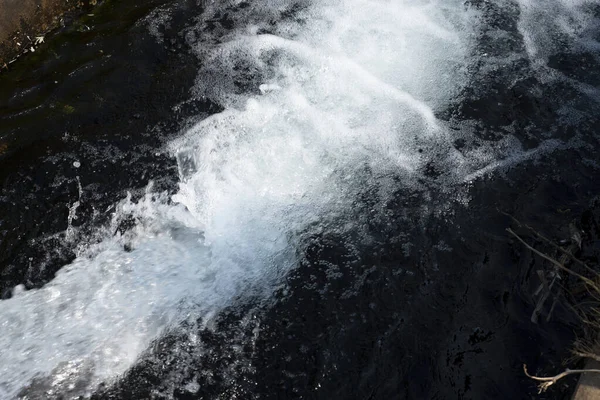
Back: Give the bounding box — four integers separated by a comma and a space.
1, 0, 600, 399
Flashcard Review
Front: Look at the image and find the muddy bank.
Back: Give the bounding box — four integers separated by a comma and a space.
0, 0, 98, 66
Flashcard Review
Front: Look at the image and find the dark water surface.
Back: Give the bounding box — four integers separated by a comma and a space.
1, 0, 600, 399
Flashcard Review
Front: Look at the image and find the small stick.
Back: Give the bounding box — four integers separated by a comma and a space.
572, 350, 600, 364
531, 270, 552, 324
507, 228, 600, 295
523, 364, 600, 393
546, 295, 559, 322
501, 211, 600, 278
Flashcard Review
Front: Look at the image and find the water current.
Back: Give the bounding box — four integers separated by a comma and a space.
0, 0, 599, 398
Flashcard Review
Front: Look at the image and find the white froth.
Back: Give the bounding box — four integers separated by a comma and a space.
0, 0, 567, 397
517, 0, 599, 65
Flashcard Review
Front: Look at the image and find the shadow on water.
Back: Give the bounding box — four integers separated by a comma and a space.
1, 0, 600, 399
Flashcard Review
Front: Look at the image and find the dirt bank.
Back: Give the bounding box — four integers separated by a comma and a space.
0, 0, 97, 66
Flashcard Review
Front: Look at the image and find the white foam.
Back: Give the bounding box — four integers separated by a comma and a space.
517, 0, 599, 66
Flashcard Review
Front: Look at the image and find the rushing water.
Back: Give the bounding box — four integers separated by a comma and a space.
0, 0, 599, 398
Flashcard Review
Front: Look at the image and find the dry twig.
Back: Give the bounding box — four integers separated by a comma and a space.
507, 228, 600, 296
502, 211, 599, 278
523, 364, 600, 393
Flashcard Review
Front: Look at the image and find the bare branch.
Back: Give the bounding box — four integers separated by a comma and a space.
501, 211, 600, 278
507, 228, 600, 296
523, 364, 600, 393
572, 351, 600, 363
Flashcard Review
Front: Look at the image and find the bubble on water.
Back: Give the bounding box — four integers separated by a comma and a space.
517, 0, 599, 64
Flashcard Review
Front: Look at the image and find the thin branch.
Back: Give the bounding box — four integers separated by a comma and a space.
501, 211, 600, 278
546, 295, 559, 322
572, 350, 600, 363
531, 270, 554, 324
507, 228, 600, 295
523, 364, 600, 393
536, 233, 599, 278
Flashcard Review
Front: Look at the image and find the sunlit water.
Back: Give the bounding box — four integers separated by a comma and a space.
0, 0, 596, 397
